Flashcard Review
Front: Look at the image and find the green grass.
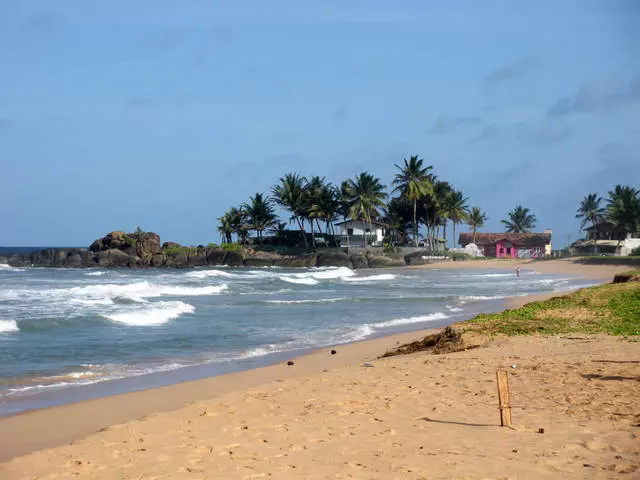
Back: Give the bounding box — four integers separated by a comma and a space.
462, 274, 640, 337
576, 256, 640, 266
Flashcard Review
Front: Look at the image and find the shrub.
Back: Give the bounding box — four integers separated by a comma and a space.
221, 243, 243, 252
163, 245, 184, 255
631, 246, 640, 256
207, 243, 219, 248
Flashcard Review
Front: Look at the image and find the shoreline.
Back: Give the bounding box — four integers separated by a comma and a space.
0, 259, 632, 465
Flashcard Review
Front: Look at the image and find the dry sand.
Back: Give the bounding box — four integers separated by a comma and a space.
1, 259, 638, 479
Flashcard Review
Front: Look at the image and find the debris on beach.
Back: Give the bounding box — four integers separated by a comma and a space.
287, 360, 294, 366
380, 326, 482, 358
361, 363, 374, 367
330, 349, 337, 355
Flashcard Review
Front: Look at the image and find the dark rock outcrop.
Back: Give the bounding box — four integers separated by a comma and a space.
366, 253, 406, 268
350, 254, 369, 269
3, 230, 446, 270
316, 252, 353, 268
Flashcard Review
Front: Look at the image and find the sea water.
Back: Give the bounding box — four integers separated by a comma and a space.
0, 264, 596, 414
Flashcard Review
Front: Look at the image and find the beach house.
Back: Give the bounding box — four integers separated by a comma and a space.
334, 219, 386, 247
458, 231, 552, 258
570, 220, 640, 256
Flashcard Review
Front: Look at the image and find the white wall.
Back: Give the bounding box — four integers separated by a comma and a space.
621, 236, 640, 256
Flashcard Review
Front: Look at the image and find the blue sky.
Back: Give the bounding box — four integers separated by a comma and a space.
1, 1, 639, 247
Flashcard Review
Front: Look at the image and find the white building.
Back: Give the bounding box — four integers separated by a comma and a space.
334, 219, 386, 247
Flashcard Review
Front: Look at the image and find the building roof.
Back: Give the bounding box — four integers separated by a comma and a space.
458, 232, 551, 246
334, 218, 388, 228
583, 220, 620, 232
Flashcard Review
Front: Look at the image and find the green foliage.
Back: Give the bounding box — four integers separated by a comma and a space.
221, 243, 243, 252
501, 205, 537, 233
578, 256, 640, 266
631, 246, 640, 256
464, 279, 640, 336
207, 243, 219, 248
163, 245, 184, 255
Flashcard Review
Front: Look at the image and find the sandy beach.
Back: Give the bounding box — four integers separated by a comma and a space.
1, 259, 638, 479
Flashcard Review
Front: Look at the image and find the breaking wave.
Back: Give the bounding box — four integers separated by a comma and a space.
279, 276, 319, 285
342, 273, 396, 282
265, 298, 348, 305
103, 301, 195, 326
0, 319, 19, 333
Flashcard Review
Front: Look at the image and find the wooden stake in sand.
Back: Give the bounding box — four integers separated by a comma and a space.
496, 369, 512, 427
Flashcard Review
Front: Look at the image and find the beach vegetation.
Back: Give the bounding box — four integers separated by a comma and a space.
220, 155, 483, 251
466, 207, 487, 244
392, 156, 433, 246
221, 243, 243, 252
606, 185, 640, 238
443, 189, 469, 248
501, 205, 537, 233
344, 172, 388, 247
242, 192, 278, 241
463, 278, 640, 336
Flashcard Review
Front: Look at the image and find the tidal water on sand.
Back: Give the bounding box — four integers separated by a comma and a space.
0, 264, 595, 414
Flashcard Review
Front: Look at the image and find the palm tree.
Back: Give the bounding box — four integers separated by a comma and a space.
576, 193, 606, 254
392, 156, 433, 246
271, 173, 309, 247
501, 205, 537, 233
444, 190, 469, 249
607, 185, 640, 240
337, 181, 354, 249
432, 181, 452, 248
305, 176, 328, 246
346, 172, 387, 247
466, 207, 487, 244
217, 211, 234, 244
242, 193, 277, 240
228, 207, 245, 243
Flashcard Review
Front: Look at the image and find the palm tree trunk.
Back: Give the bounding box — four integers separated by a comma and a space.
443, 219, 448, 248
413, 199, 418, 247
296, 217, 308, 248
452, 221, 457, 249
344, 216, 350, 251
309, 220, 316, 248
473, 226, 477, 244
593, 220, 598, 255
369, 215, 375, 248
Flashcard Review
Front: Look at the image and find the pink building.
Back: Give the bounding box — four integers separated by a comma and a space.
458, 232, 552, 258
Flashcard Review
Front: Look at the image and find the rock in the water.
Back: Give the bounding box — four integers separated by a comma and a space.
366, 254, 405, 268
349, 254, 368, 269
316, 252, 353, 268
206, 247, 226, 265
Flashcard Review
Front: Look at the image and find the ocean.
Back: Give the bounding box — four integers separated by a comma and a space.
0, 264, 596, 415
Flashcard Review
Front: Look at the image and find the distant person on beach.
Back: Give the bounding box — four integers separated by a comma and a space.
515, 267, 520, 278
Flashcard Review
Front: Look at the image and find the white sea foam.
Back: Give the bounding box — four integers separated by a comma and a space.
447, 305, 464, 312
475, 273, 513, 278
103, 301, 195, 326
0, 319, 19, 333
342, 273, 396, 282
265, 298, 347, 305
184, 269, 237, 279
66, 281, 228, 301
85, 271, 107, 276
0, 264, 24, 272
345, 312, 449, 343
460, 295, 505, 301
279, 276, 319, 285
370, 312, 449, 329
